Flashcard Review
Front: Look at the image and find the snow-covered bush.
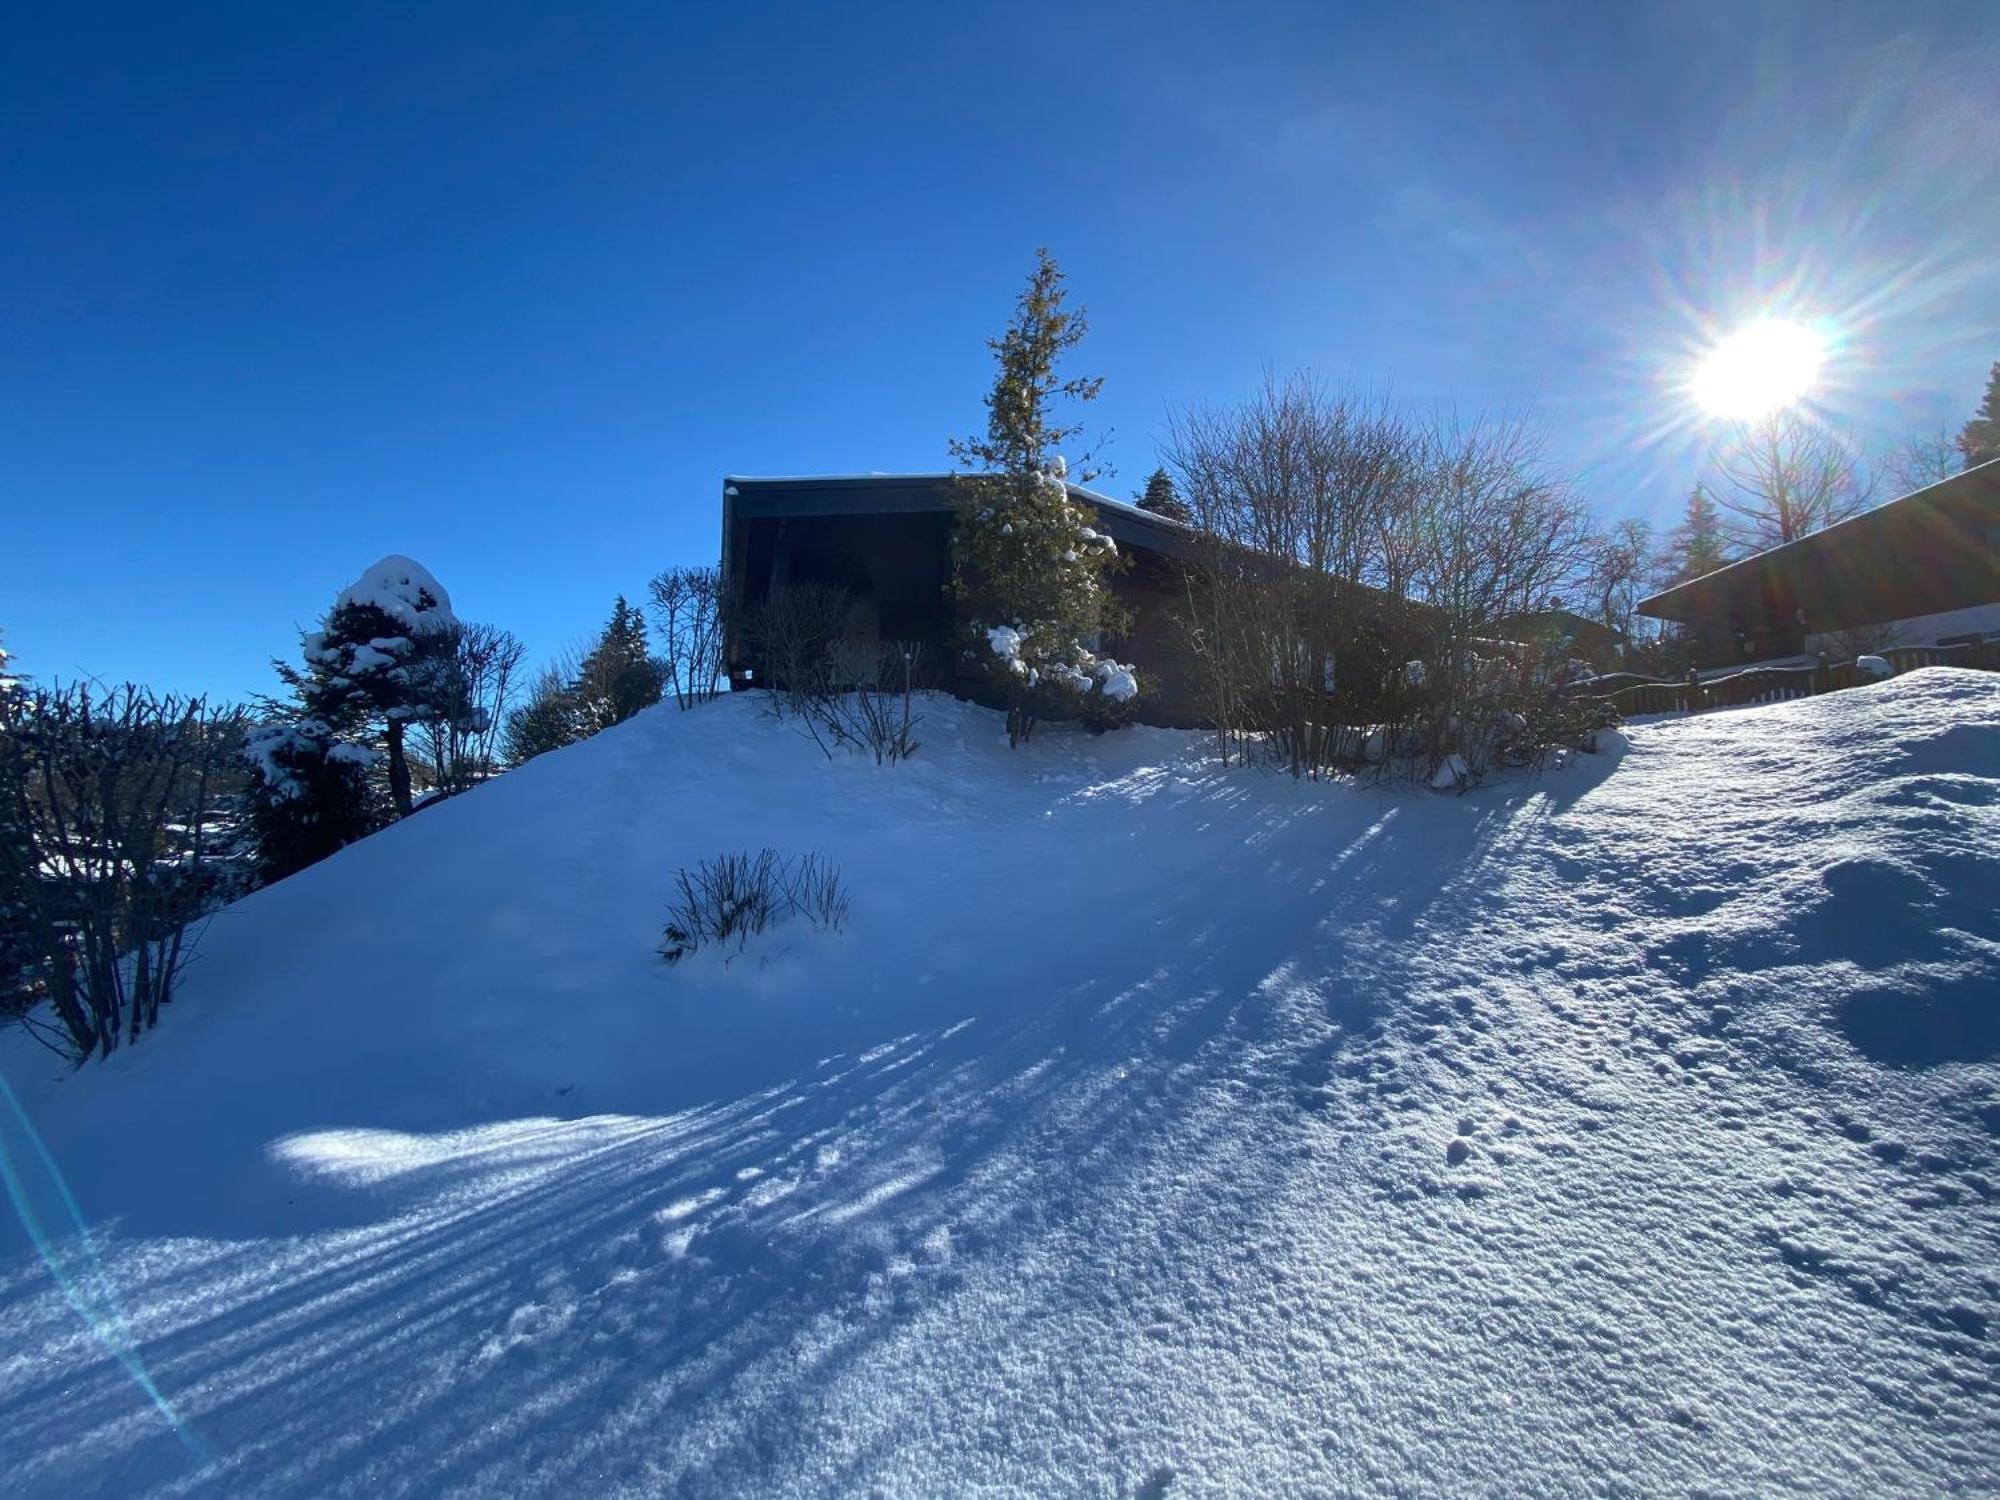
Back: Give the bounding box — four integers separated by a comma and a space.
659, 850, 849, 963
281, 555, 459, 817
0, 680, 249, 1062
243, 719, 380, 884
984, 621, 1138, 734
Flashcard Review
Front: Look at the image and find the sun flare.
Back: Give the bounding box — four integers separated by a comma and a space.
1690, 318, 1825, 421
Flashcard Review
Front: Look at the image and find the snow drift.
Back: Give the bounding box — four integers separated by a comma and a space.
2, 669, 1996, 1496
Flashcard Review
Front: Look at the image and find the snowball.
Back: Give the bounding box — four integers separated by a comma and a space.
1855, 655, 1892, 680
1404, 660, 1428, 688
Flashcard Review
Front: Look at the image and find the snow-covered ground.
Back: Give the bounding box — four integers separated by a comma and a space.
2, 670, 1996, 1497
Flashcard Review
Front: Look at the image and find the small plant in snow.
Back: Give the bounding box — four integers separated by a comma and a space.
660, 849, 849, 963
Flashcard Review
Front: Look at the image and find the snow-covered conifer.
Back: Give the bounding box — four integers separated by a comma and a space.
289, 556, 458, 816
241, 719, 379, 883
950, 250, 1137, 745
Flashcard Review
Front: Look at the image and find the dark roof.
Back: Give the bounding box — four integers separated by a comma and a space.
723, 473, 1199, 561
1491, 608, 1624, 645
1638, 458, 2000, 632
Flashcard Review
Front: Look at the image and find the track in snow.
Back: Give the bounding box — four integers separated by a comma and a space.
2, 670, 1996, 1496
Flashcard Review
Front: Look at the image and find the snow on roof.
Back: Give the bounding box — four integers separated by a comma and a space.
334, 555, 458, 633
722, 472, 1193, 533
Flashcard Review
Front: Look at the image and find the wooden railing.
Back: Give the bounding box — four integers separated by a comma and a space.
1562, 637, 1995, 719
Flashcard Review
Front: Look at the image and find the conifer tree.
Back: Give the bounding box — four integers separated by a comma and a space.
1135, 466, 1191, 523
950, 249, 1137, 746
502, 666, 579, 766
1958, 361, 2000, 469
1657, 485, 1727, 586
1647, 486, 1734, 673
242, 720, 379, 883
570, 596, 664, 734
282, 556, 458, 817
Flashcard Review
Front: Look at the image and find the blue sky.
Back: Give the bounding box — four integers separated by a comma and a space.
5, 1, 1996, 701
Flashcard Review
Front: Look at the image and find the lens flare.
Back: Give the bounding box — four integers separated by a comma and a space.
0, 1071, 209, 1458
1689, 318, 1826, 421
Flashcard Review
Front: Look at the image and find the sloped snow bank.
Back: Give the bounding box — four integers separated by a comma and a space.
1, 670, 1996, 1497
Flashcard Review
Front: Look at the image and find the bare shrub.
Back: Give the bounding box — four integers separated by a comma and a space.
740, 584, 924, 764
648, 564, 730, 709
1166, 375, 1425, 774
1166, 379, 1598, 784
1405, 413, 1597, 777
817, 641, 925, 765
408, 621, 527, 794
660, 849, 849, 963
0, 682, 249, 1062
740, 581, 850, 719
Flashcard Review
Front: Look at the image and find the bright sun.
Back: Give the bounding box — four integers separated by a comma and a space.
1690, 318, 1825, 421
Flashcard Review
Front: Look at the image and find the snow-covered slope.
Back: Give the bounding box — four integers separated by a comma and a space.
3, 670, 1997, 1497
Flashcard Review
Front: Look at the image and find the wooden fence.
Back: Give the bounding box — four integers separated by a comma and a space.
1563, 637, 1999, 720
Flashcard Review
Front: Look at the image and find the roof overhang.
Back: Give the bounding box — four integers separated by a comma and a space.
722, 473, 1201, 562
1638, 459, 2000, 632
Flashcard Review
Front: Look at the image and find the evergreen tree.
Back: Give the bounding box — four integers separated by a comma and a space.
242, 720, 379, 883
1957, 361, 2000, 469
570, 596, 664, 734
949, 249, 1137, 746
1656, 484, 1727, 586
1647, 486, 1734, 673
284, 557, 458, 817
1135, 467, 1191, 523
502, 666, 579, 766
